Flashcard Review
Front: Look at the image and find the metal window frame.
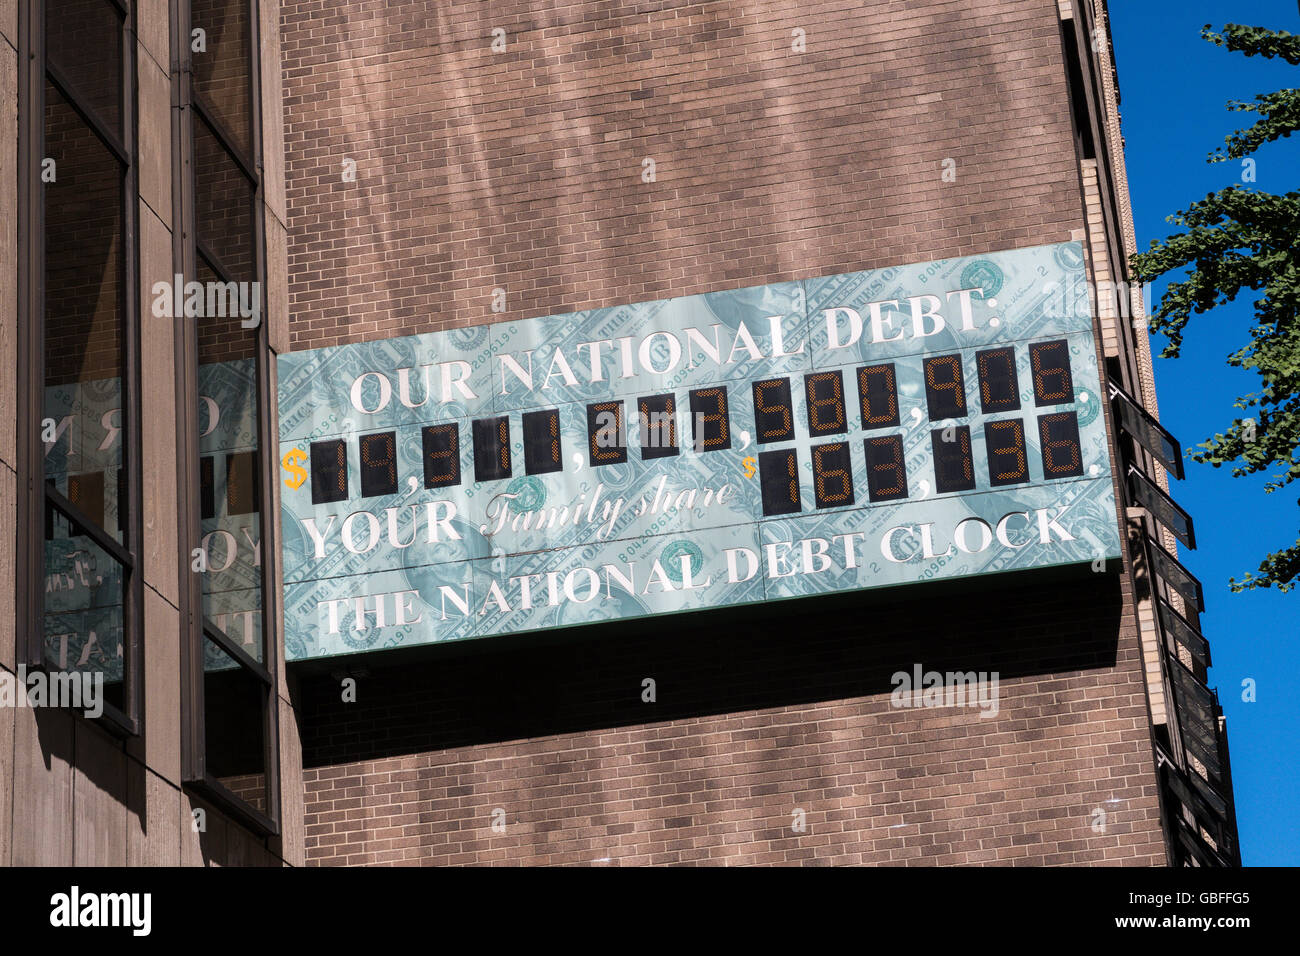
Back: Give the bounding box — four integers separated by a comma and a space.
173, 0, 280, 837
1148, 539, 1205, 616
15, 0, 143, 737
1155, 743, 1236, 864
1156, 597, 1210, 671
1109, 381, 1185, 480
1127, 466, 1196, 549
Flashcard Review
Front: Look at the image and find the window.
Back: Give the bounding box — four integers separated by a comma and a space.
177, 0, 280, 835
16, 0, 142, 734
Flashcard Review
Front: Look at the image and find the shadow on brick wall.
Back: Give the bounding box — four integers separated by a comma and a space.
296, 566, 1128, 768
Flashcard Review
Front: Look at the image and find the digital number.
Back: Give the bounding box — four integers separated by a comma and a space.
864, 435, 908, 502
587, 401, 627, 466
689, 387, 731, 452
638, 394, 678, 459
422, 423, 461, 489
758, 449, 801, 516
811, 442, 854, 509
310, 439, 348, 505
984, 419, 1029, 486
976, 347, 1020, 413
932, 426, 975, 493
804, 371, 847, 436
752, 378, 795, 444
1038, 412, 1084, 478
857, 363, 900, 429
359, 431, 398, 498
1030, 340, 1074, 406
923, 354, 967, 421
226, 451, 259, 515
200, 456, 215, 520
473, 416, 512, 482
523, 409, 564, 475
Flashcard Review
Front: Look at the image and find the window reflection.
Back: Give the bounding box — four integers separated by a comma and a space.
203, 638, 267, 812
46, 0, 124, 136
40, 28, 131, 717
191, 0, 252, 158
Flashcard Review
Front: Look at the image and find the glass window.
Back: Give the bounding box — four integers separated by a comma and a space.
43, 80, 126, 544
180, 0, 279, 835
45, 0, 124, 136
203, 637, 268, 813
190, 0, 253, 158
197, 258, 264, 665
25, 0, 139, 732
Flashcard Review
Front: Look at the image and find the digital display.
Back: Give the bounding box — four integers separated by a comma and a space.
277, 242, 1122, 662
759, 448, 801, 516
200, 456, 216, 520
1030, 340, 1074, 406
984, 419, 1029, 486
864, 435, 907, 502
689, 387, 731, 452
523, 409, 564, 475
310, 439, 348, 505
976, 347, 1020, 413
226, 451, 259, 515
68, 471, 105, 533
752, 378, 795, 444
422, 423, 460, 489
804, 370, 847, 437
857, 363, 899, 429
811, 441, 854, 509
923, 353, 967, 421
473, 416, 513, 482
638, 394, 678, 459
587, 401, 627, 466
932, 426, 975, 493
1038, 411, 1084, 478
359, 432, 398, 498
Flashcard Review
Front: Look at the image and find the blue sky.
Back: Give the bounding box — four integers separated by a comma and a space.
1109, 1, 1300, 866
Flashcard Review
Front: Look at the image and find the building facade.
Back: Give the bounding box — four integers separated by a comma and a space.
1, 0, 1239, 866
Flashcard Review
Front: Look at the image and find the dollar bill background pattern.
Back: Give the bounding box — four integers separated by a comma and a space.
277, 241, 1122, 660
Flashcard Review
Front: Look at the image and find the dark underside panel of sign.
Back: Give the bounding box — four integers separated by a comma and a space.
276, 241, 1121, 661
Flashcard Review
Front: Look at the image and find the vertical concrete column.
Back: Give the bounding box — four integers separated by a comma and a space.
260, 0, 305, 867
124, 0, 183, 799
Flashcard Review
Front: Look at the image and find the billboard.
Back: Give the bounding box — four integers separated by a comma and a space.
277, 241, 1121, 661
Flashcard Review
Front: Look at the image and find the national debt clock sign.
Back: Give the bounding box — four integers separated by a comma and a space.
277, 241, 1121, 661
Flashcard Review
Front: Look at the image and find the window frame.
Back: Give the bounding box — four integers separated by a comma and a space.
173, 0, 281, 837
15, 0, 144, 738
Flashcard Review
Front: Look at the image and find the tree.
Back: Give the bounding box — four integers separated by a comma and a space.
1130, 24, 1300, 592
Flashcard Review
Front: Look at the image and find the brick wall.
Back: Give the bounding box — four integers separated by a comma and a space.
299, 572, 1165, 865
280, 0, 1084, 351
280, 0, 1168, 865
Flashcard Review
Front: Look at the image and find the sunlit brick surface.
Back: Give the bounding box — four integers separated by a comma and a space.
279, 0, 1168, 865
